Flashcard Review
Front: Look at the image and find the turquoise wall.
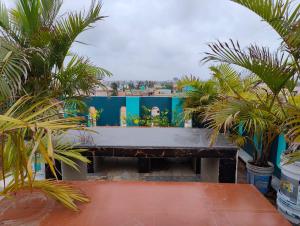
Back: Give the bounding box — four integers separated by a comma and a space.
83, 96, 184, 127
172, 97, 184, 127
271, 134, 287, 178
126, 97, 140, 126
84, 97, 126, 126
140, 97, 172, 122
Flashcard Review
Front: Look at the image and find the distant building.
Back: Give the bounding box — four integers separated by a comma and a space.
154, 84, 163, 89
153, 89, 173, 96
118, 91, 126, 96
92, 86, 113, 96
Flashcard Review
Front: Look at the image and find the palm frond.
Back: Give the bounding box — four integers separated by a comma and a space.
0, 96, 89, 211
0, 2, 9, 31
203, 40, 295, 94
54, 55, 112, 98
11, 0, 41, 37
51, 0, 105, 68
40, 0, 63, 27
210, 64, 244, 95
285, 110, 300, 143
1, 180, 89, 211
0, 39, 29, 100
232, 0, 300, 45
177, 75, 202, 90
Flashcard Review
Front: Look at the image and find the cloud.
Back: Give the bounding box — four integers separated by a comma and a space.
4, 0, 281, 80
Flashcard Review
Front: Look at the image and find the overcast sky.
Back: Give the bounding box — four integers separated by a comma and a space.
5, 0, 281, 81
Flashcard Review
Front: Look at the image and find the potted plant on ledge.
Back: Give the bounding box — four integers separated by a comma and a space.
203, 64, 286, 193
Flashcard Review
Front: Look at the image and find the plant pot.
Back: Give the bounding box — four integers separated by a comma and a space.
0, 190, 55, 225
277, 160, 300, 225
246, 161, 274, 194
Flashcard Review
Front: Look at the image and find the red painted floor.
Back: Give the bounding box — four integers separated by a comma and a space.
37, 182, 290, 226
2, 181, 292, 226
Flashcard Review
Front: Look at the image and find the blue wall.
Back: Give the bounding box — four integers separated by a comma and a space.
172, 97, 184, 127
270, 134, 287, 178
126, 97, 140, 126
140, 97, 173, 122
84, 97, 126, 126
83, 96, 184, 127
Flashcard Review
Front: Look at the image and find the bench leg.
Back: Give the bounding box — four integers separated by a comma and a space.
219, 156, 237, 183
201, 158, 219, 182
87, 155, 94, 173
93, 156, 104, 173
192, 157, 201, 174
61, 159, 87, 181
138, 158, 151, 173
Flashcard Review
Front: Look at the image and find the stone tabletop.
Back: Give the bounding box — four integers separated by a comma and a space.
64, 127, 238, 150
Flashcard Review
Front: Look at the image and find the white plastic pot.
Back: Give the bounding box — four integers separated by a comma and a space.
277, 161, 300, 225
246, 161, 274, 194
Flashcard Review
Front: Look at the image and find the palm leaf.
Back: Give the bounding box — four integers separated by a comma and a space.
232, 0, 300, 46
203, 40, 295, 94
51, 0, 105, 68
54, 55, 112, 98
0, 40, 29, 100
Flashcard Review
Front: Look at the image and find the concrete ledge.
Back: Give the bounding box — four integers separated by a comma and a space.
238, 149, 252, 162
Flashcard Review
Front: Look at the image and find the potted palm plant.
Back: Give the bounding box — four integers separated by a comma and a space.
201, 0, 300, 194
0, 1, 111, 222
0, 97, 90, 210
177, 75, 218, 128
203, 64, 285, 193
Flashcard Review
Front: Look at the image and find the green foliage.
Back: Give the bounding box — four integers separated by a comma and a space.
203, 41, 295, 95
201, 0, 300, 166
0, 0, 112, 97
0, 0, 113, 211
0, 39, 30, 101
178, 74, 218, 125
177, 75, 202, 91
54, 55, 112, 98
129, 106, 170, 127
0, 96, 90, 211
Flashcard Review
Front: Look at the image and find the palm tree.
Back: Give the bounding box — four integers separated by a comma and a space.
0, 0, 111, 98
204, 65, 287, 166
0, 0, 111, 211
110, 82, 119, 96
202, 0, 300, 166
177, 75, 218, 127
0, 39, 91, 211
